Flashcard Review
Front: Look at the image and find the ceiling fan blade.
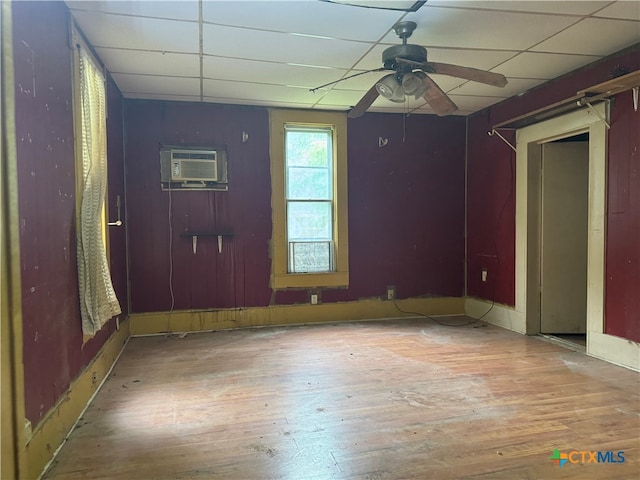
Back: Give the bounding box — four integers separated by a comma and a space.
429, 62, 507, 87
421, 75, 458, 116
347, 81, 381, 118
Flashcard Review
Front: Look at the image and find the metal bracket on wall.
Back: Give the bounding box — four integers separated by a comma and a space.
181, 232, 233, 255
581, 102, 611, 129
488, 128, 516, 152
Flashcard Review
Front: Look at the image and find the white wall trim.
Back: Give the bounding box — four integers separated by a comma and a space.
465, 298, 526, 334
588, 332, 640, 372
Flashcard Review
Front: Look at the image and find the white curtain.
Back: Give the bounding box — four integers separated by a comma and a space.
76, 49, 121, 336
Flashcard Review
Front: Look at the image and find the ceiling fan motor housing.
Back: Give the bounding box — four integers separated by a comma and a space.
382, 44, 428, 71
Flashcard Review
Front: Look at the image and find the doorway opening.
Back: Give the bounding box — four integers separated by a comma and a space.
538, 133, 589, 348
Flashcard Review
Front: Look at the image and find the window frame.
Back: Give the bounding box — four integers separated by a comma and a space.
270, 109, 349, 289
71, 21, 110, 256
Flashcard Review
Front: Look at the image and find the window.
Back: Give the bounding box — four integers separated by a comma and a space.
72, 23, 121, 336
286, 126, 334, 273
270, 110, 349, 288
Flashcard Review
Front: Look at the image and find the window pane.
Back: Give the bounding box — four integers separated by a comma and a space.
287, 167, 330, 200
289, 241, 332, 273
287, 201, 331, 241
286, 130, 331, 167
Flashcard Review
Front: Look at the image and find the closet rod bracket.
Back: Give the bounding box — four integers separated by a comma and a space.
488, 128, 516, 152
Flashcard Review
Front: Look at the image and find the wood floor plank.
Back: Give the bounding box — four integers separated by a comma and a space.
43, 319, 640, 479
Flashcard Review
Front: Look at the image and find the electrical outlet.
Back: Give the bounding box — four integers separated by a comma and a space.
310, 294, 318, 305
386, 286, 395, 301
481, 269, 488, 282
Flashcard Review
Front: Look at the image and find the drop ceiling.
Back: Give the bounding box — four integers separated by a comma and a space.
66, 0, 640, 115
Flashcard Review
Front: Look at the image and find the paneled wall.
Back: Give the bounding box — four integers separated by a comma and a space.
124, 102, 466, 312
467, 45, 640, 342
606, 90, 640, 342
12, 1, 127, 425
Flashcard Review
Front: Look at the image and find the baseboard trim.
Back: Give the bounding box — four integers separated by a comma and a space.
464, 298, 526, 334
28, 321, 130, 480
588, 331, 640, 372
129, 297, 466, 336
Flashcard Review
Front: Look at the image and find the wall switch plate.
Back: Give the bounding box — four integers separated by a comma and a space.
481, 269, 488, 282
311, 294, 318, 305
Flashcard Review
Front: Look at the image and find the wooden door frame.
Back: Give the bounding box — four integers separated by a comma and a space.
515, 103, 638, 371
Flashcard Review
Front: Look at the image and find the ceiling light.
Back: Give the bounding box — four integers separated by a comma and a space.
376, 74, 404, 103
401, 72, 428, 98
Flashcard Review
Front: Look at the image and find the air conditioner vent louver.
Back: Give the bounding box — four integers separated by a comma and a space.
172, 151, 216, 161
160, 146, 228, 191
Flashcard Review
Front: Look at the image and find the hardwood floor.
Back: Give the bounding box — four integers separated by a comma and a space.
43, 317, 639, 479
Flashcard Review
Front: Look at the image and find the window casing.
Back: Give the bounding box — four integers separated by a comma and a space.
71, 22, 121, 336
270, 110, 349, 288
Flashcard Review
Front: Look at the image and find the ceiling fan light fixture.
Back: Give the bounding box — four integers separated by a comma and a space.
402, 71, 428, 98
376, 74, 404, 103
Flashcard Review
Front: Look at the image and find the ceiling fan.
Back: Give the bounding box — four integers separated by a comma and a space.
345, 21, 508, 118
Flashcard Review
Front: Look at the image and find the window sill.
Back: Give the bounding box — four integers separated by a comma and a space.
272, 271, 349, 289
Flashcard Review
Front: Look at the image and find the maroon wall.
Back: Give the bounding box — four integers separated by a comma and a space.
466, 115, 516, 306
467, 45, 640, 342
13, 1, 127, 425
606, 91, 640, 342
124, 102, 466, 312
124, 101, 273, 312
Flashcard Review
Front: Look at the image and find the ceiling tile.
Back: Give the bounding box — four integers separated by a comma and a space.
424, 48, 518, 69
595, 1, 640, 21
448, 94, 509, 112
67, 1, 199, 21
427, 1, 610, 15
96, 48, 200, 77
532, 18, 640, 55
202, 24, 374, 69
390, 6, 581, 50
494, 52, 602, 80
112, 73, 200, 96
202, 56, 347, 89
316, 89, 372, 108
203, 78, 324, 104
450, 77, 545, 97
71, 11, 199, 53
201, 1, 404, 41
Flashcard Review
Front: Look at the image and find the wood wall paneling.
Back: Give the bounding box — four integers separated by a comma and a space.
466, 114, 516, 306
125, 104, 466, 313
605, 91, 640, 342
125, 102, 273, 313
346, 113, 466, 301
13, 1, 126, 425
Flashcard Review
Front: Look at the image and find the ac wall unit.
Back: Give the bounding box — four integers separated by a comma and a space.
160, 146, 228, 190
